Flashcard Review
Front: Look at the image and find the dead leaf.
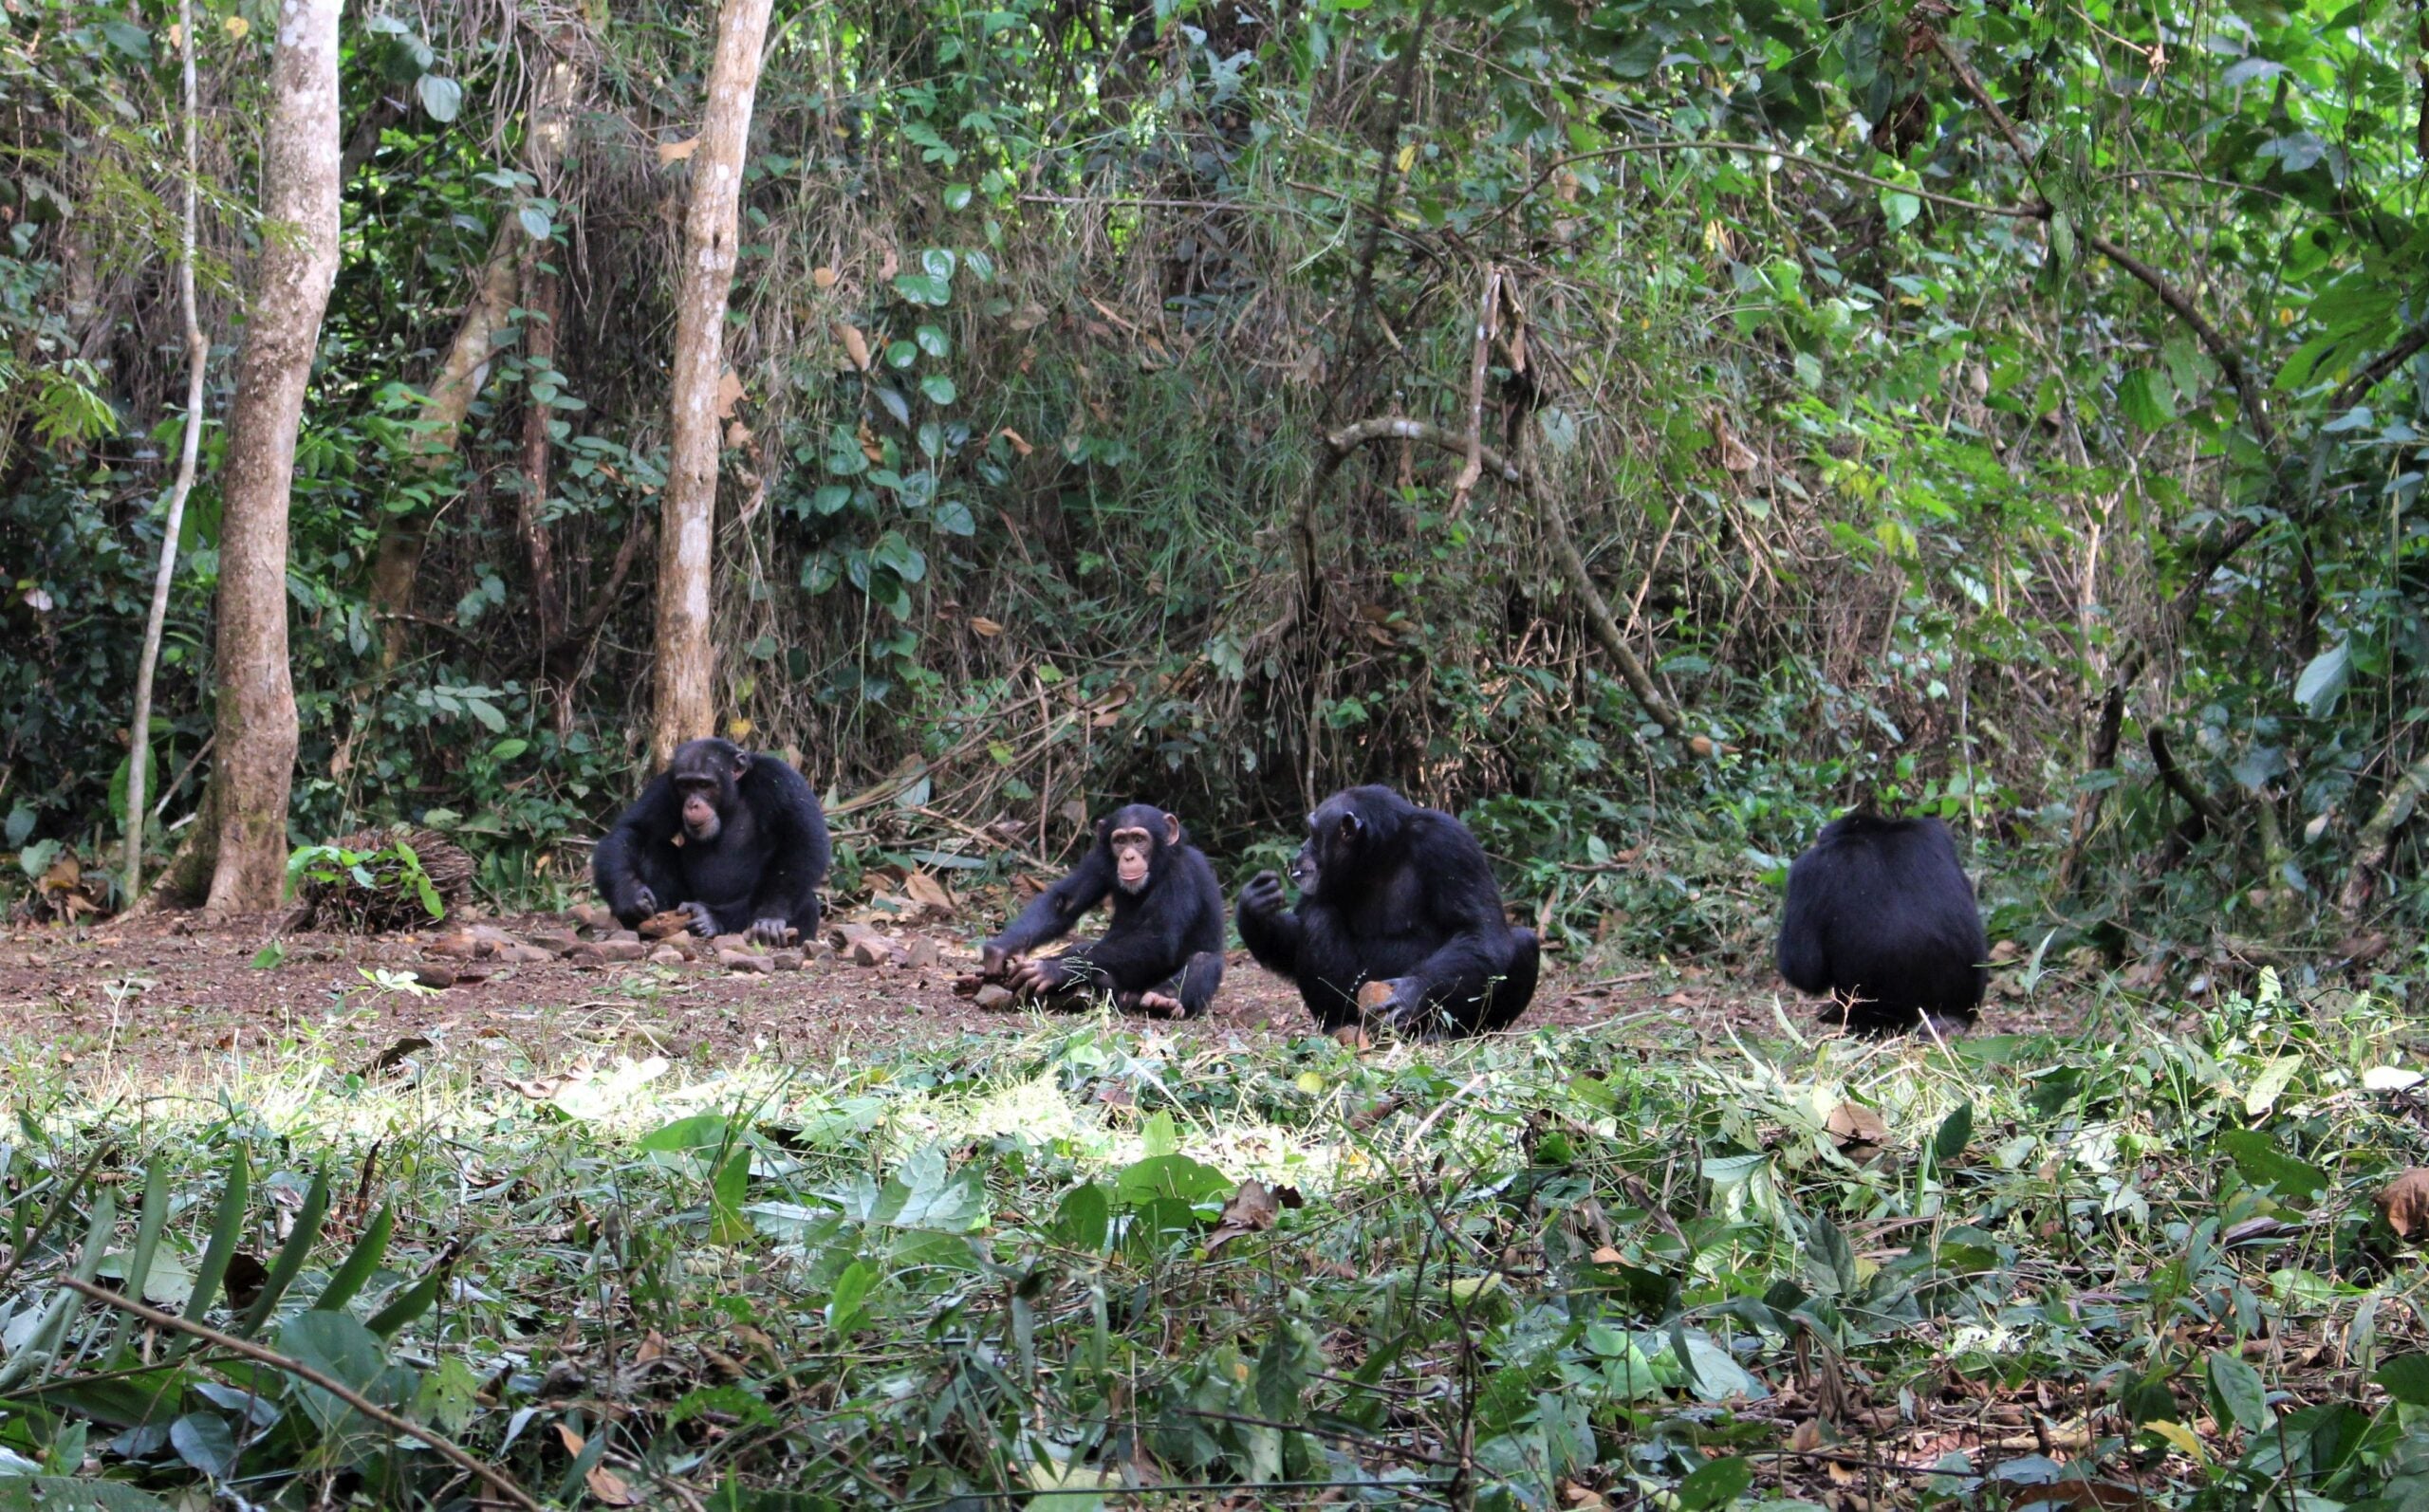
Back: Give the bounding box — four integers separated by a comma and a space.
970, 617, 1003, 637
994, 426, 1034, 456
556, 1423, 586, 1456
1825, 1101, 1889, 1152
1205, 1179, 1288, 1253
903, 872, 955, 914
2377, 1169, 2429, 1238
1789, 1418, 1826, 1453
811, 266, 838, 289
838, 323, 872, 372
657, 136, 699, 164
1589, 1245, 1623, 1264
223, 1253, 269, 1312
357, 1036, 433, 1079
585, 1465, 639, 1506
715, 369, 745, 419
635, 1330, 666, 1363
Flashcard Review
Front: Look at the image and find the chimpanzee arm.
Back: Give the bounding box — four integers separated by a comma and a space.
1394, 819, 1524, 1013
594, 777, 681, 926
1234, 870, 1302, 976
742, 757, 832, 936
989, 848, 1115, 957
1774, 853, 1833, 994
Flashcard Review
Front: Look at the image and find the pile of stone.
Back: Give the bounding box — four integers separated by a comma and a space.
415, 907, 954, 983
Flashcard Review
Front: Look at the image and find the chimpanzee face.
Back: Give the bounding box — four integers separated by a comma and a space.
1103, 805, 1181, 894
669, 739, 751, 844
1290, 795, 1364, 900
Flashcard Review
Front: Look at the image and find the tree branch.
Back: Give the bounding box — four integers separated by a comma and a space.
60, 1276, 546, 1512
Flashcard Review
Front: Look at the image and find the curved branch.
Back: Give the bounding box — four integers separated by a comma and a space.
1319, 417, 1684, 736
1477, 138, 2049, 233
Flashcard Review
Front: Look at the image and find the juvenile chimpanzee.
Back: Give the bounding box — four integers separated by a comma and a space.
1775, 812, 1988, 1037
981, 805, 1226, 1017
1236, 785, 1539, 1038
593, 738, 830, 946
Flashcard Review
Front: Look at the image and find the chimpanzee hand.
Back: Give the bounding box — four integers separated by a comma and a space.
681, 901, 720, 937
979, 942, 1014, 980
1010, 954, 1072, 996
1362, 977, 1434, 1031
1239, 869, 1289, 920
631, 884, 659, 917
745, 917, 792, 947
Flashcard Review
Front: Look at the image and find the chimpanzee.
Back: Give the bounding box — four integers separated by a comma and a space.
1236, 784, 1539, 1038
980, 803, 1226, 1018
1775, 812, 1988, 1037
593, 738, 830, 946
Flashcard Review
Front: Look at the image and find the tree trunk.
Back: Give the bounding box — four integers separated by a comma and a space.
365, 44, 582, 671
653, 0, 776, 765
200, 0, 341, 919
124, 0, 209, 901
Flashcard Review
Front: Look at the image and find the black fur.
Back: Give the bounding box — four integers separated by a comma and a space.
985, 802, 1227, 1017
1236, 784, 1539, 1038
593, 738, 831, 945
1776, 812, 1988, 1036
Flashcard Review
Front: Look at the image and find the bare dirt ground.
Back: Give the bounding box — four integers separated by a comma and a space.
0, 903, 2082, 1093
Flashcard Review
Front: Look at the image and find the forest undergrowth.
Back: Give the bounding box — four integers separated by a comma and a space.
2, 976, 2427, 1509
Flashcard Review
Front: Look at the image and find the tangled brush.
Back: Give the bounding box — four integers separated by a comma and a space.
284, 827, 475, 932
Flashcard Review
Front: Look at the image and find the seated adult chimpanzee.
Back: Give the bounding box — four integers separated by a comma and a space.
1236, 784, 1538, 1038
1775, 812, 1988, 1036
593, 738, 830, 946
981, 804, 1226, 1018
980, 804, 1226, 1017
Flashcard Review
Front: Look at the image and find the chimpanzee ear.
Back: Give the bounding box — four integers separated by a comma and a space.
1336, 811, 1363, 842
729, 748, 751, 780
1095, 815, 1114, 845
1162, 812, 1182, 846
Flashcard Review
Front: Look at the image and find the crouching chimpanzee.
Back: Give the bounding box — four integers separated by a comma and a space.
1236, 785, 1539, 1039
593, 738, 831, 946
980, 804, 1226, 1017
1775, 812, 1988, 1036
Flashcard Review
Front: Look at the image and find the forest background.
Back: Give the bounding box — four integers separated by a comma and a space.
2, 0, 2425, 984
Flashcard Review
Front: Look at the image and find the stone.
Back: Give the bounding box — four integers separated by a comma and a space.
904, 937, 941, 970
648, 946, 687, 967
524, 929, 579, 954
639, 910, 695, 941
593, 939, 649, 963
719, 950, 775, 974
606, 929, 640, 945
973, 984, 1015, 1011
498, 943, 556, 965
846, 935, 896, 968
770, 950, 805, 972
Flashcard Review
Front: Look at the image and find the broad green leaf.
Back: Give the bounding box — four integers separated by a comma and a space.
415, 74, 462, 122
826, 1259, 876, 1334
2206, 1349, 2271, 1434
2294, 642, 2349, 716
276, 1311, 390, 1434
1678, 1455, 1752, 1511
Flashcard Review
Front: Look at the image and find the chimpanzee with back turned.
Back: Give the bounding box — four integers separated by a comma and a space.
1775, 811, 1988, 1036
1236, 784, 1539, 1038
981, 803, 1226, 1018
593, 737, 831, 946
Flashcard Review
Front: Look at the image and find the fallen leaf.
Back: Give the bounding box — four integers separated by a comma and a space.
994, 426, 1034, 456
970, 617, 1003, 636
556, 1423, 586, 1456
1825, 1101, 1889, 1151
585, 1465, 639, 1506
357, 1036, 433, 1079
657, 136, 699, 164
715, 369, 745, 419
838, 322, 872, 372
811, 266, 838, 289
903, 872, 955, 914
2377, 1169, 2429, 1238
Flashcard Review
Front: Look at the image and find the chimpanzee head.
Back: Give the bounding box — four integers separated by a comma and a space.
1101, 803, 1182, 894
1290, 785, 1406, 900
667, 738, 751, 845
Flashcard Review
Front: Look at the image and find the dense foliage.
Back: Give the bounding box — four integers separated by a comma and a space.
2, 0, 2424, 968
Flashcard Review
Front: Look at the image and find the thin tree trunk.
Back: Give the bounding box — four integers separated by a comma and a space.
364, 230, 518, 670
2338, 748, 2429, 922
518, 248, 566, 655
365, 44, 582, 671
653, 0, 775, 765
200, 0, 341, 919
124, 0, 208, 900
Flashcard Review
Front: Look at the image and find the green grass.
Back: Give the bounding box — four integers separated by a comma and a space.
3, 975, 2427, 1510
